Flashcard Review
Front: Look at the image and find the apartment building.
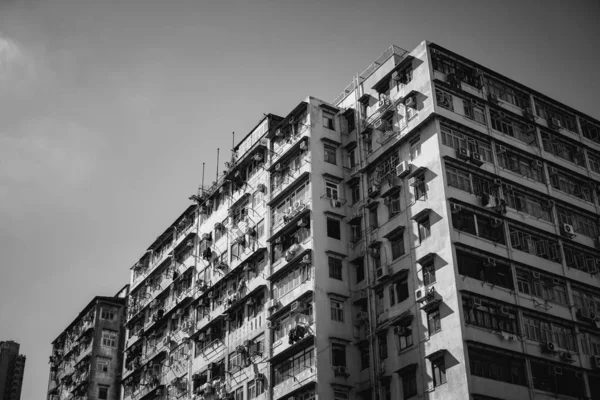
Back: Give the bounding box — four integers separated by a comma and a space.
0, 341, 26, 400
121, 40, 600, 400
47, 286, 129, 400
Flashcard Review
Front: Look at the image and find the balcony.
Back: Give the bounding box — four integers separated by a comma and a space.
271, 129, 310, 169
270, 199, 311, 239
140, 339, 169, 366
272, 365, 316, 400
270, 159, 311, 202
271, 320, 315, 358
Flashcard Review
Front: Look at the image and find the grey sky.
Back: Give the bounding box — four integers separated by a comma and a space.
0, 0, 598, 398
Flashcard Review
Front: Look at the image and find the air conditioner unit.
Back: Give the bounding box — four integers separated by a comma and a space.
301, 254, 312, 264
470, 152, 483, 165
497, 145, 507, 154
523, 107, 536, 120
484, 257, 496, 267
275, 129, 283, 137
504, 184, 513, 192
550, 117, 562, 130
275, 163, 282, 171
333, 365, 349, 376
532, 271, 541, 280
450, 203, 462, 214
481, 194, 497, 208
500, 306, 510, 315
291, 301, 307, 314
561, 223, 576, 238
300, 141, 308, 151
405, 96, 416, 108
357, 311, 369, 320
367, 185, 380, 198
543, 341, 556, 353
415, 288, 431, 303
252, 153, 263, 162
491, 218, 503, 228
396, 161, 410, 177
457, 146, 470, 160
378, 98, 390, 110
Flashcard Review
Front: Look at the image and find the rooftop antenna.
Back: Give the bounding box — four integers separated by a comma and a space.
216, 148, 220, 181
201, 162, 205, 195
231, 131, 236, 163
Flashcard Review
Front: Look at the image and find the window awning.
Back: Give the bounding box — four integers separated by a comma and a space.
268, 290, 314, 322
406, 165, 426, 179
395, 363, 418, 376
425, 349, 448, 360
383, 226, 405, 239
416, 252, 436, 266
411, 208, 431, 221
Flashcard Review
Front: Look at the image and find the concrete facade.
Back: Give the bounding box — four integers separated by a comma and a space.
121, 40, 600, 400
0, 341, 26, 400
47, 287, 128, 400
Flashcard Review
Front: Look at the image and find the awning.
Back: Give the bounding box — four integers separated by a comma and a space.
395, 363, 418, 376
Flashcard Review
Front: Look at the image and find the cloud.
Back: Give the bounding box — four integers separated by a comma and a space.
0, 33, 36, 90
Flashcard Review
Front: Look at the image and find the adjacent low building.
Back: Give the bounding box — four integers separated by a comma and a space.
47, 286, 128, 400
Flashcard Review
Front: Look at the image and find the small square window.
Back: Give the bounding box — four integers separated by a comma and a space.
98, 386, 109, 400
409, 136, 421, 160
323, 111, 335, 130
324, 144, 337, 165
413, 175, 427, 200
101, 330, 118, 348
327, 218, 341, 240
100, 308, 115, 321
328, 256, 343, 280
97, 357, 110, 373
330, 299, 344, 322
423, 262, 436, 286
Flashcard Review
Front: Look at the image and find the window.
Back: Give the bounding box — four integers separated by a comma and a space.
334, 390, 349, 400
273, 346, 315, 385
413, 174, 427, 200
390, 233, 405, 260
388, 192, 401, 216
351, 184, 360, 204
328, 257, 343, 280
325, 180, 339, 200
402, 372, 417, 398
355, 260, 365, 283
331, 343, 347, 367
324, 144, 337, 165
530, 359, 585, 398
234, 387, 244, 400
97, 357, 110, 373
417, 216, 431, 243
389, 285, 396, 306
468, 346, 527, 386
462, 296, 518, 333
100, 308, 115, 321
101, 330, 117, 348
427, 309, 441, 336
378, 333, 388, 360
98, 386, 108, 400
409, 136, 421, 160
423, 262, 436, 286
369, 207, 378, 229
397, 325, 413, 350
323, 111, 335, 130
431, 356, 447, 387
436, 89, 453, 111
330, 299, 344, 322
457, 250, 514, 290
346, 110, 356, 133
360, 345, 370, 370
247, 378, 265, 399
463, 98, 486, 125
327, 218, 341, 240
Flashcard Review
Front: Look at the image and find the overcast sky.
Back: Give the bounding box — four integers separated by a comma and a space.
1, 0, 599, 398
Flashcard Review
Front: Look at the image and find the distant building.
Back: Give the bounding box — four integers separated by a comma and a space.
0, 340, 26, 400
47, 286, 129, 400
120, 40, 600, 400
